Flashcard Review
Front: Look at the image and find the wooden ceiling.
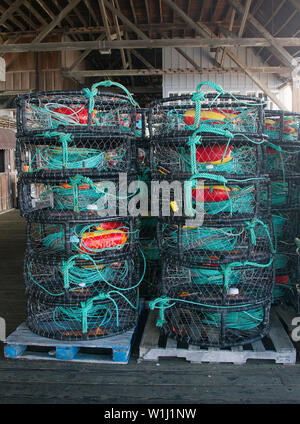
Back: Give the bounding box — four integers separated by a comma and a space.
0, 0, 299, 105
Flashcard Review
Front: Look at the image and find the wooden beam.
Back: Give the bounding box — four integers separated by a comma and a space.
102, 0, 148, 40
65, 67, 291, 77
129, 0, 138, 24
98, 0, 112, 43
131, 49, 154, 69
112, 0, 127, 68
1, 37, 300, 53
238, 0, 252, 37
227, 0, 295, 68
83, 0, 100, 25
292, 78, 300, 112
23, 0, 48, 26
0, 0, 24, 29
32, 0, 82, 44
68, 33, 106, 71
162, 0, 287, 109
289, 0, 300, 13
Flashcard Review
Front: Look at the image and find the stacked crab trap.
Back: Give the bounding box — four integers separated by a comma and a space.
13, 81, 145, 349
148, 82, 276, 348
264, 110, 300, 308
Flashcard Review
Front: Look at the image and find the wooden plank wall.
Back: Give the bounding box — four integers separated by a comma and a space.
0, 149, 17, 212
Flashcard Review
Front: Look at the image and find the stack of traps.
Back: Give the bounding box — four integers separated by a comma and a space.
148, 86, 276, 348
16, 84, 144, 341
264, 110, 300, 307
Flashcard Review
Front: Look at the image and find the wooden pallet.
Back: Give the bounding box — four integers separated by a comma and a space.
139, 306, 297, 365
4, 302, 144, 364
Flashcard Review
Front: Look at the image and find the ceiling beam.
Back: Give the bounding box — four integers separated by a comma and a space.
238, 0, 252, 37
131, 49, 154, 69
111, 0, 127, 68
227, 0, 295, 68
1, 37, 300, 53
289, 0, 300, 13
65, 66, 291, 77
162, 0, 287, 109
32, 0, 82, 44
68, 32, 106, 71
0, 0, 24, 29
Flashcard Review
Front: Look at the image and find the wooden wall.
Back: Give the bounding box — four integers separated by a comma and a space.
0, 149, 17, 212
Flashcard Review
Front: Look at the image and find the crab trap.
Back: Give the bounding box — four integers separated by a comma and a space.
157, 217, 275, 265
272, 252, 296, 304
159, 256, 274, 307
263, 141, 300, 178
26, 288, 139, 341
18, 173, 139, 219
265, 110, 300, 142
149, 296, 272, 348
25, 216, 139, 260
266, 177, 300, 211
149, 86, 265, 139
150, 133, 265, 180
24, 250, 145, 301
272, 211, 300, 252
16, 81, 139, 137
154, 173, 270, 223
16, 133, 137, 179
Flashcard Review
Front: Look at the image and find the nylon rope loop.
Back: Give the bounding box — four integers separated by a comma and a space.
83, 80, 139, 117
190, 81, 225, 129
80, 292, 111, 334
149, 296, 176, 327
61, 253, 93, 290
43, 132, 73, 169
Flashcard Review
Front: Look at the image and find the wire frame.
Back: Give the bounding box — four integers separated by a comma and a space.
153, 175, 270, 223
286, 255, 300, 314
18, 173, 138, 219
160, 258, 274, 307
155, 298, 271, 348
272, 211, 300, 252
272, 252, 296, 304
150, 135, 265, 179
16, 90, 137, 136
157, 218, 275, 265
263, 141, 300, 178
139, 258, 162, 300
16, 134, 137, 179
27, 289, 139, 341
25, 216, 139, 260
268, 178, 300, 211
265, 110, 300, 142
24, 251, 143, 301
149, 93, 265, 139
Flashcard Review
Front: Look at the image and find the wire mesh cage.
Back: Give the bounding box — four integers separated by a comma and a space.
16, 133, 137, 179
16, 88, 137, 137
139, 258, 161, 300
149, 296, 271, 348
157, 217, 275, 265
24, 251, 144, 301
272, 211, 300, 252
26, 216, 139, 260
149, 93, 265, 139
265, 110, 300, 142
159, 257, 274, 307
272, 252, 296, 304
27, 289, 139, 341
267, 178, 300, 211
18, 173, 139, 219
152, 174, 270, 223
150, 134, 265, 179
263, 141, 300, 178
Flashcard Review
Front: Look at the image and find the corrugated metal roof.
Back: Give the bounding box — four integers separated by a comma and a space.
0, 128, 16, 149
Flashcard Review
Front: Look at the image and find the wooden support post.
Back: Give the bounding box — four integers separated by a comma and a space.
292, 78, 300, 112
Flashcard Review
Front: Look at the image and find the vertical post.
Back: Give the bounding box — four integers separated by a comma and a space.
292, 77, 300, 112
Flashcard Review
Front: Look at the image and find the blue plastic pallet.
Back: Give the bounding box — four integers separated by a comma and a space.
4, 302, 144, 364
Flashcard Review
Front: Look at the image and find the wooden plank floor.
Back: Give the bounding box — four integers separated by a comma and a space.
1, 210, 300, 404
